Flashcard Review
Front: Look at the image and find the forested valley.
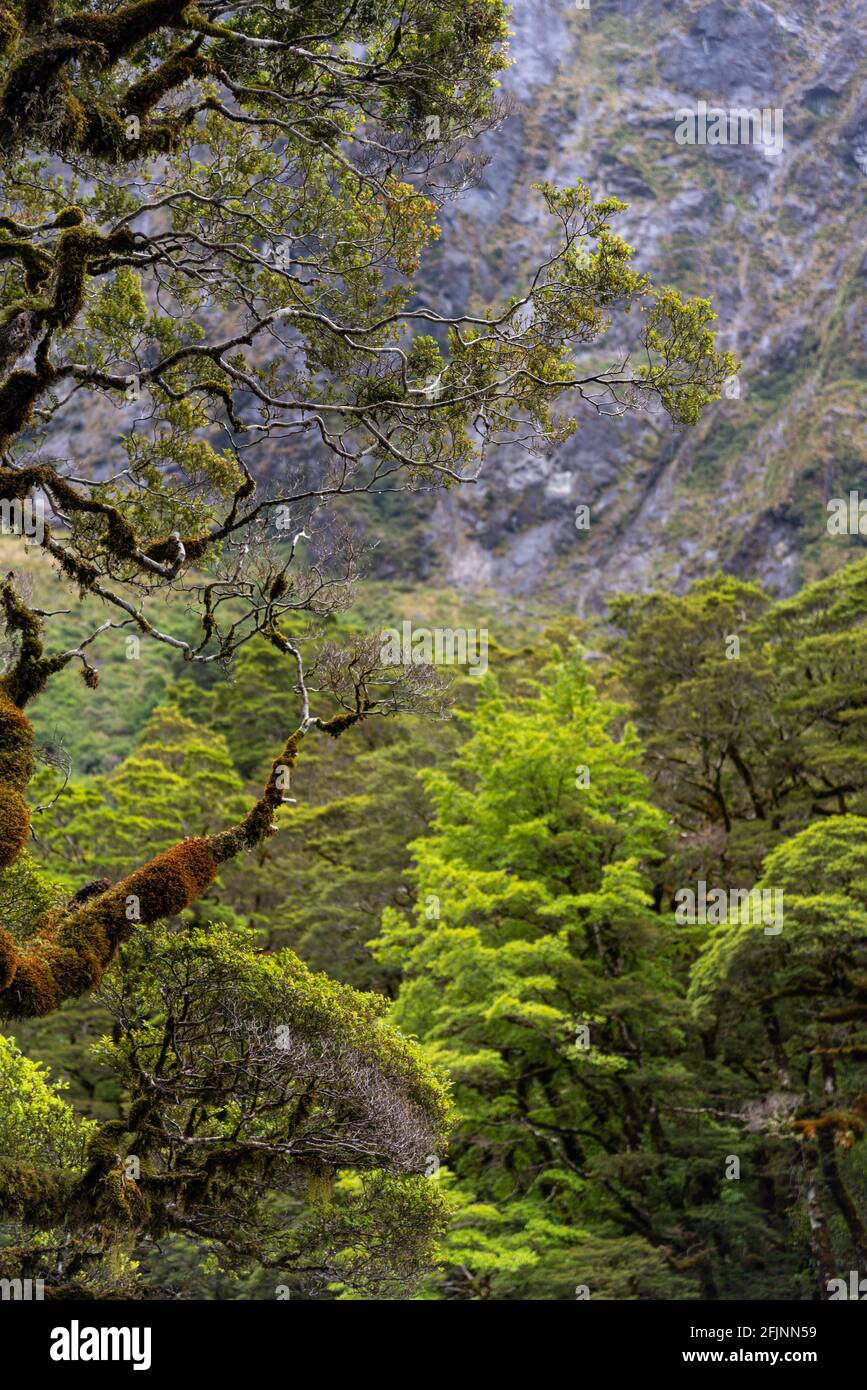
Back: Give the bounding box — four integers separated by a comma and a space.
0, 0, 865, 1310
5, 556, 867, 1300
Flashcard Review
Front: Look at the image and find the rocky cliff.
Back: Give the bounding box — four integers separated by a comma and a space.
421, 0, 867, 612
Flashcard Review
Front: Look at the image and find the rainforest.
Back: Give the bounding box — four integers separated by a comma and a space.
0, 0, 866, 1325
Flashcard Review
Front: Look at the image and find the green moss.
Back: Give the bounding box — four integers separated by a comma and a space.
0, 785, 29, 868
317, 708, 369, 738
0, 366, 52, 450
0, 7, 20, 60
0, 838, 219, 1017
58, 0, 193, 64
0, 236, 51, 291
49, 224, 138, 330
0, 1155, 71, 1223
53, 545, 101, 590
51, 207, 84, 230
212, 733, 301, 859
0, 39, 105, 139
80, 103, 184, 161
124, 45, 216, 116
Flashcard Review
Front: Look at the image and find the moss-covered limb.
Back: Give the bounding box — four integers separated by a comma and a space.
0, 1148, 148, 1234
124, 42, 216, 116
0, 463, 152, 569
0, 1155, 74, 1225
0, 222, 139, 442
58, 0, 193, 65
184, 376, 246, 432
0, 584, 53, 870
0, 650, 365, 1014
0, 208, 83, 239
0, 44, 192, 157
315, 705, 371, 738
49, 223, 139, 329
0, 580, 71, 708
0, 235, 51, 291
210, 732, 303, 863
0, 722, 305, 1014
80, 103, 194, 161
0, 38, 106, 133
140, 466, 255, 565
0, 778, 30, 870
0, 356, 56, 450
0, 838, 220, 1016
0, 444, 250, 588
0, 6, 20, 58
0, 582, 100, 867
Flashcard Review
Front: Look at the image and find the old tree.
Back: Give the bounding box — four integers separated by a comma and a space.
0, 0, 731, 1296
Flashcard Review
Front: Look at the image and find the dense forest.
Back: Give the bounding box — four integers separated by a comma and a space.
0, 0, 864, 1311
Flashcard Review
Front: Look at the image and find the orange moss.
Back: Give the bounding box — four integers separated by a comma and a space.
0, 785, 29, 868
5, 956, 63, 1016
1, 839, 219, 1017
0, 689, 34, 789
0, 925, 16, 989
118, 837, 219, 918
795, 1110, 866, 1143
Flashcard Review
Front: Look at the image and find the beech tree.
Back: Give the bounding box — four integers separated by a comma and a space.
609, 561, 867, 884
370, 650, 695, 1300
0, 0, 733, 1294
689, 816, 867, 1296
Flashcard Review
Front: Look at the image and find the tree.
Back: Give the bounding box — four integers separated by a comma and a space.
372, 649, 707, 1299
609, 561, 867, 885
0, 916, 452, 1297
689, 815, 867, 1297
0, 0, 733, 1294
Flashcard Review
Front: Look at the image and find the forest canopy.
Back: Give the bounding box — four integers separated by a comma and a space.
4, 0, 856, 1307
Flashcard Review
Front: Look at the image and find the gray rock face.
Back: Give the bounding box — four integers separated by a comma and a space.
424, 0, 867, 612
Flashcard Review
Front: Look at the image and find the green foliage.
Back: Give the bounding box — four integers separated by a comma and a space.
609, 560, 867, 882
371, 649, 698, 1298
32, 703, 249, 890
0, 1032, 93, 1167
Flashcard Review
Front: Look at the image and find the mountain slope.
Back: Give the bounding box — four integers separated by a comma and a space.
423, 0, 867, 611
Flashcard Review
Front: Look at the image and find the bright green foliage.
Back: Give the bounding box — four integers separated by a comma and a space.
31, 704, 249, 890
371, 649, 700, 1298
91, 917, 452, 1296
0, 1032, 93, 1167
2, 915, 452, 1298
